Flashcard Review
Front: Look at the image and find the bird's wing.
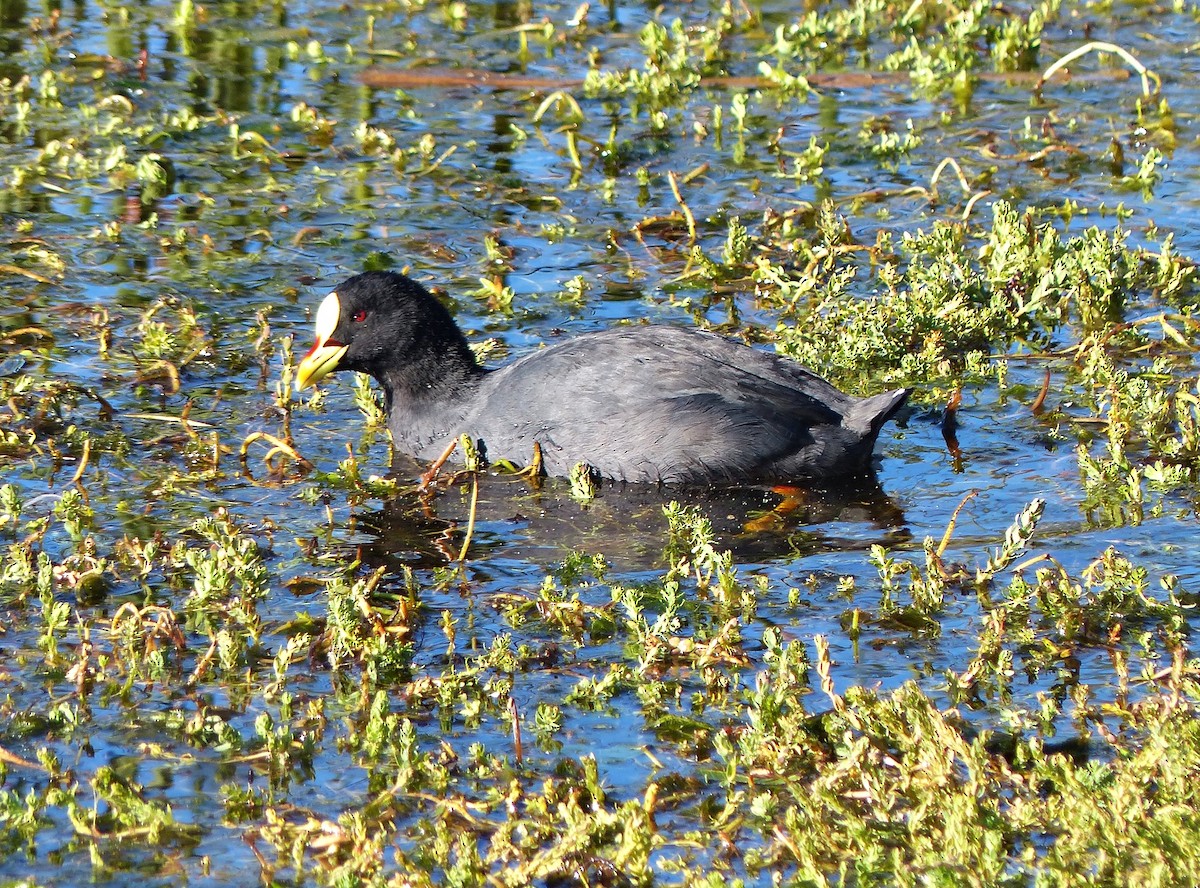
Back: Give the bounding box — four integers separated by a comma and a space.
466, 328, 850, 481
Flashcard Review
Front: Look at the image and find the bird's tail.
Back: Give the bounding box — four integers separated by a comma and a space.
850, 388, 910, 443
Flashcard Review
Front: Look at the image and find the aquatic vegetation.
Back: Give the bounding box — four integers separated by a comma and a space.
2, 0, 1200, 884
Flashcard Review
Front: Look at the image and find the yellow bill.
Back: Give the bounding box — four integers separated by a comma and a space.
295, 292, 349, 390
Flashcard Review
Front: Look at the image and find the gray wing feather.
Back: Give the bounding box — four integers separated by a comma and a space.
464, 328, 856, 481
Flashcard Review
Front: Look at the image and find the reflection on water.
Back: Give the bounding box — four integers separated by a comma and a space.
353, 465, 912, 572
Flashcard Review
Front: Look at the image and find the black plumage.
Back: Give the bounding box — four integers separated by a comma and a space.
295, 271, 909, 484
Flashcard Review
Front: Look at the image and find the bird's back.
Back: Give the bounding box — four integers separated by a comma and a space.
411, 326, 906, 483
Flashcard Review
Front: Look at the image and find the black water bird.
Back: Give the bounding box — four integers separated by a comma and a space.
295, 271, 909, 484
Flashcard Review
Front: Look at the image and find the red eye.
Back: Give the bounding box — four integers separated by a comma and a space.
352, 310, 367, 323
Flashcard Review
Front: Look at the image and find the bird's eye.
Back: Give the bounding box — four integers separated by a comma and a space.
352, 310, 368, 323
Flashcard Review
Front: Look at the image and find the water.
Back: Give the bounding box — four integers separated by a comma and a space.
1, 0, 1199, 883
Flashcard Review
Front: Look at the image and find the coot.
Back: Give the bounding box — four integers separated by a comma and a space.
295, 271, 908, 483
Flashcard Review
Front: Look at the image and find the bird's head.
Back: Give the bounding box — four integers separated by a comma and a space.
295, 270, 475, 392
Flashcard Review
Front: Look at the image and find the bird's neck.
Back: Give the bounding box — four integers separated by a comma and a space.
379, 337, 485, 410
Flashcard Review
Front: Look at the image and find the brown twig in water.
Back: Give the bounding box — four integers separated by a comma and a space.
941, 389, 963, 455
362, 68, 582, 91
938, 490, 979, 558
0, 324, 53, 341
1039, 41, 1157, 98
239, 431, 314, 484
667, 171, 697, 245
359, 67, 1129, 94
510, 695, 523, 765
1031, 368, 1051, 415
70, 436, 91, 486
0, 744, 44, 770
420, 438, 459, 490
0, 265, 55, 284
457, 471, 479, 563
